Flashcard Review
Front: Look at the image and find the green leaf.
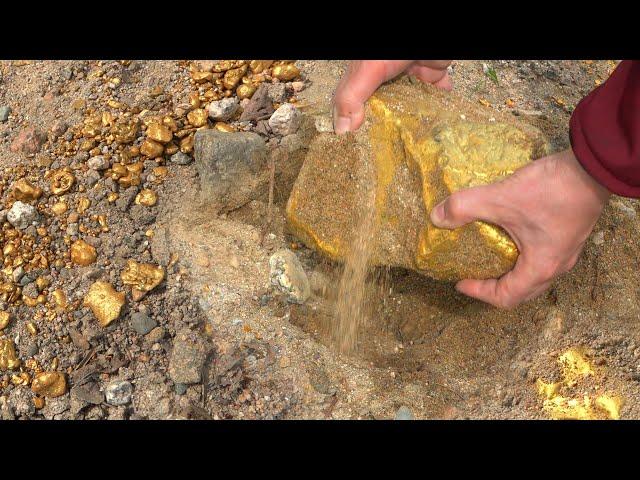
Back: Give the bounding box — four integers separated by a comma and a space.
484, 66, 499, 85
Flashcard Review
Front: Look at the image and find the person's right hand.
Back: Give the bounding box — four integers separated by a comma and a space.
332, 60, 452, 134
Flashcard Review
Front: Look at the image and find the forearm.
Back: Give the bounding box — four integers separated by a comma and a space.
570, 60, 640, 197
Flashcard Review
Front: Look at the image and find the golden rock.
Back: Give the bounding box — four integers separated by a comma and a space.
249, 60, 273, 74
212, 60, 237, 73
286, 81, 548, 281
236, 84, 257, 100
77, 197, 91, 214
31, 372, 67, 398
52, 289, 67, 310
214, 122, 235, 133
112, 119, 139, 144
26, 322, 38, 335
70, 239, 97, 266
51, 201, 68, 215
191, 70, 214, 83
121, 260, 165, 300
536, 347, 624, 420
140, 138, 164, 158
84, 280, 125, 327
34, 397, 45, 409
147, 123, 173, 144
0, 311, 10, 330
272, 64, 300, 81
187, 109, 208, 128
223, 65, 248, 90
13, 179, 43, 202
179, 134, 195, 154
50, 169, 75, 196
0, 338, 20, 370
189, 92, 202, 109
162, 116, 178, 133
135, 189, 157, 206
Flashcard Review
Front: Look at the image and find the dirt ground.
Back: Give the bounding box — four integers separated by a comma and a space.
1, 59, 637, 420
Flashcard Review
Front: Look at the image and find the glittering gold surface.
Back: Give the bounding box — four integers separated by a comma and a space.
135, 189, 157, 206
286, 81, 548, 281
70, 239, 97, 266
272, 64, 300, 81
121, 260, 165, 301
13, 178, 43, 202
31, 372, 67, 398
0, 338, 21, 370
83, 281, 125, 327
146, 123, 173, 144
0, 311, 10, 330
50, 168, 75, 196
536, 348, 623, 420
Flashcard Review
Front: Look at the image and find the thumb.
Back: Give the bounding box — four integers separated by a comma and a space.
430, 184, 501, 229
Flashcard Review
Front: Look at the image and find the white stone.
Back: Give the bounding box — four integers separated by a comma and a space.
268, 103, 301, 136
207, 97, 240, 121
105, 381, 133, 406
87, 155, 109, 170
269, 249, 310, 304
7, 201, 37, 230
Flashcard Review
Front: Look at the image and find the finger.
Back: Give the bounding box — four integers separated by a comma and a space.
406, 65, 452, 90
430, 184, 505, 230
456, 255, 553, 309
333, 60, 413, 134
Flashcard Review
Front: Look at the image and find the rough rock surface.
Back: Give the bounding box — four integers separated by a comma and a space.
286, 81, 549, 281
268, 103, 302, 136
194, 130, 268, 212
269, 249, 310, 304
168, 328, 210, 385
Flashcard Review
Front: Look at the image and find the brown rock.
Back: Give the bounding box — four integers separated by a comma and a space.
10, 126, 45, 155
239, 84, 274, 122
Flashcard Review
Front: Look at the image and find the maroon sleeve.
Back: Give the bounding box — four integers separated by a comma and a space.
570, 60, 640, 197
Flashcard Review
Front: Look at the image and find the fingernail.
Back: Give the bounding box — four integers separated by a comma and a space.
430, 202, 445, 226
333, 108, 351, 135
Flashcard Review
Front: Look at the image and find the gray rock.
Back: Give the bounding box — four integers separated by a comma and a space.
266, 83, 287, 102
84, 169, 101, 188
207, 97, 240, 121
280, 133, 304, 153
395, 406, 414, 420
105, 380, 133, 406
12, 266, 24, 283
194, 130, 268, 212
269, 249, 310, 304
268, 103, 301, 136
130, 312, 157, 335
168, 328, 210, 385
22, 281, 39, 299
0, 106, 10, 122
116, 187, 138, 212
170, 151, 193, 165
87, 155, 109, 170
7, 201, 38, 230
175, 383, 187, 395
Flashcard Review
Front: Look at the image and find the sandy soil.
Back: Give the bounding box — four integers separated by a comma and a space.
1, 59, 636, 420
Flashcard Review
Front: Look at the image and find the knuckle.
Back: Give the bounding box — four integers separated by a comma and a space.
446, 194, 465, 219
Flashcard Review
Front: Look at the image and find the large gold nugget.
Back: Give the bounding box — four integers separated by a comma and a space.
286, 81, 548, 281
31, 372, 67, 398
84, 281, 125, 327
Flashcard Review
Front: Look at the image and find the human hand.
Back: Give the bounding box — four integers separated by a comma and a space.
429, 148, 611, 308
332, 60, 452, 134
